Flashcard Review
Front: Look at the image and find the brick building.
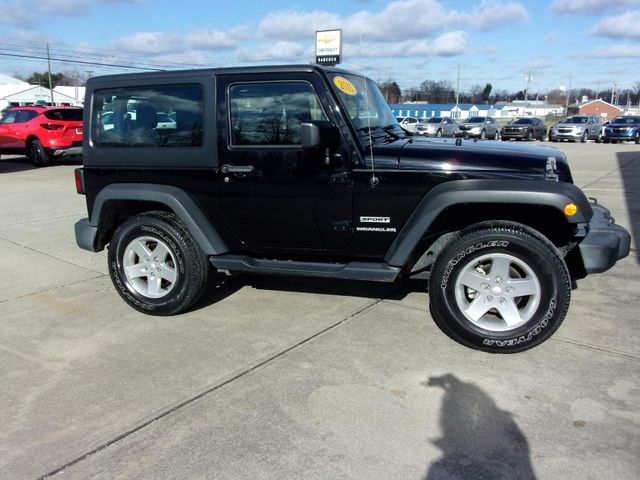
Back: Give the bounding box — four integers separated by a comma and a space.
571, 99, 622, 120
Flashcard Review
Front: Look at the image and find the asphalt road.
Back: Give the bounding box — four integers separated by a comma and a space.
1, 142, 639, 480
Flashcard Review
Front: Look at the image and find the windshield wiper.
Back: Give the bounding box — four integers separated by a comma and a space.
356, 123, 410, 142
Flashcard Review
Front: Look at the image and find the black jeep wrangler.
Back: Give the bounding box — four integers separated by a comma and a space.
74, 65, 630, 353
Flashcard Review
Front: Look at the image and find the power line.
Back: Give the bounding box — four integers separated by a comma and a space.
0, 51, 166, 71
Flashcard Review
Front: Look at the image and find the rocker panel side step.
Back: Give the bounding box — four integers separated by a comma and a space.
210, 255, 400, 282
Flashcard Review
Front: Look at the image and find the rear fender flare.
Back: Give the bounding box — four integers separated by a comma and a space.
91, 183, 228, 255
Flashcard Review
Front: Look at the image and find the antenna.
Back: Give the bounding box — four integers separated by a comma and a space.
360, 34, 378, 187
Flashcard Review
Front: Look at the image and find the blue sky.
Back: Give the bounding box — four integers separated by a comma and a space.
0, 0, 638, 95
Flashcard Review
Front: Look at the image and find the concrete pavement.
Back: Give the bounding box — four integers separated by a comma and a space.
0, 144, 638, 479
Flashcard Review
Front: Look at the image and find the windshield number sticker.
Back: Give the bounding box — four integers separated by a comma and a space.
334, 76, 357, 96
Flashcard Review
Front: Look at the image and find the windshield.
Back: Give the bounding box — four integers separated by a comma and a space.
512, 118, 533, 124
466, 117, 485, 123
612, 116, 640, 124
426, 118, 442, 124
561, 116, 587, 124
329, 73, 397, 130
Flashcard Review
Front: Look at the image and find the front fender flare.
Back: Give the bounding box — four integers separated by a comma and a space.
384, 179, 592, 267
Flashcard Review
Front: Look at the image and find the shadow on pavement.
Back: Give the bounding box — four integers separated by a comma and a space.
0, 156, 34, 173
423, 374, 536, 480
0, 156, 82, 174
617, 151, 640, 264
194, 272, 427, 311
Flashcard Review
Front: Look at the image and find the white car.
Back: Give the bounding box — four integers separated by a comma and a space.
396, 116, 419, 133
101, 111, 177, 131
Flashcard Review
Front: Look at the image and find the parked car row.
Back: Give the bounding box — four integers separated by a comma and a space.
0, 106, 83, 166
400, 114, 640, 145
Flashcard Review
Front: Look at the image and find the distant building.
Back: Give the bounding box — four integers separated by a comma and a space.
391, 103, 510, 120
0, 73, 84, 110
570, 99, 623, 120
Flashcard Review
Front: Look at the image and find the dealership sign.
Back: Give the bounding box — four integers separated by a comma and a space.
315, 29, 342, 66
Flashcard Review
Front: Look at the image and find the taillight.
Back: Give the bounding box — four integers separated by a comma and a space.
40, 123, 65, 130
74, 168, 85, 194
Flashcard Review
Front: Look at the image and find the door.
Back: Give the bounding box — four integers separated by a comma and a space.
0, 109, 37, 149
217, 76, 353, 253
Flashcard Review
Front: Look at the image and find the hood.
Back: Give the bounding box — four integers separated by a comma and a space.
371, 137, 572, 182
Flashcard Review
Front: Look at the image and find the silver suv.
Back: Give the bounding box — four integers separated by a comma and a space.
550, 116, 603, 143
416, 117, 459, 137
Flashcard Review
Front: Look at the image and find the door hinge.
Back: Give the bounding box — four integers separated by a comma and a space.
331, 220, 352, 232
330, 174, 351, 185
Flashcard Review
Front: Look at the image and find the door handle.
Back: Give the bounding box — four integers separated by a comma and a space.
221, 164, 255, 174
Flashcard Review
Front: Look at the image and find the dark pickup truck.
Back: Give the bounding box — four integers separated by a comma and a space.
74, 65, 630, 353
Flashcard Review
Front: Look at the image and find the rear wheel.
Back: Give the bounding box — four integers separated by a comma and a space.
596, 132, 603, 143
541, 131, 549, 142
108, 211, 209, 315
526, 131, 533, 141
28, 139, 50, 167
429, 222, 571, 353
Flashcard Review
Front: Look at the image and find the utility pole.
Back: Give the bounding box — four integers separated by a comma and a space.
565, 75, 573, 113
455, 63, 460, 108
46, 43, 54, 105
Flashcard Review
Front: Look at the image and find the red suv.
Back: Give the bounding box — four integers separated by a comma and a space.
0, 106, 83, 167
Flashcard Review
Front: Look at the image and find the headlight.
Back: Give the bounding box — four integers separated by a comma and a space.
470, 127, 481, 133
575, 126, 583, 132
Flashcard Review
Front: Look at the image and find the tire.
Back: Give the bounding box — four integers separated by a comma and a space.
526, 131, 533, 141
541, 131, 548, 142
429, 221, 571, 353
494, 131, 499, 140
636, 133, 640, 145
580, 131, 588, 143
480, 130, 486, 140
436, 129, 442, 138
596, 132, 602, 143
603, 138, 609, 144
108, 211, 209, 315
28, 139, 50, 167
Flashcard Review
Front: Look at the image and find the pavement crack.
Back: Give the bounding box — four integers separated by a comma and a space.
579, 154, 640, 190
550, 337, 640, 361
37, 284, 405, 479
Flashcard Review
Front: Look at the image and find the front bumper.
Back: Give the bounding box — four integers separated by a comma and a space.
551, 131, 582, 140
578, 202, 631, 274
501, 130, 529, 139
455, 130, 483, 138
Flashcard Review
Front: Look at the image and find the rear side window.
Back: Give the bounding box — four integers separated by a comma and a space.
45, 109, 83, 121
0, 109, 39, 124
92, 85, 203, 147
229, 82, 326, 146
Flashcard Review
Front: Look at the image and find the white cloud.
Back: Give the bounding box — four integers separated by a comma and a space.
259, 1, 528, 43
590, 11, 640, 40
344, 31, 467, 58
114, 32, 184, 55
184, 28, 238, 50
259, 10, 342, 41
235, 41, 308, 62
588, 44, 640, 58
552, 0, 640, 14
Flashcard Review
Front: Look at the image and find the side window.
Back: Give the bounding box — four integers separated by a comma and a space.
229, 82, 326, 146
92, 84, 203, 147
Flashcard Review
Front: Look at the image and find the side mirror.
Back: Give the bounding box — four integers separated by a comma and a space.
301, 121, 340, 150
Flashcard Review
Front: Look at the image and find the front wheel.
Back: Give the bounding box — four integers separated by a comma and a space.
541, 131, 549, 142
108, 211, 209, 315
436, 129, 442, 138
480, 130, 486, 140
526, 131, 533, 141
580, 131, 588, 143
429, 222, 571, 353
